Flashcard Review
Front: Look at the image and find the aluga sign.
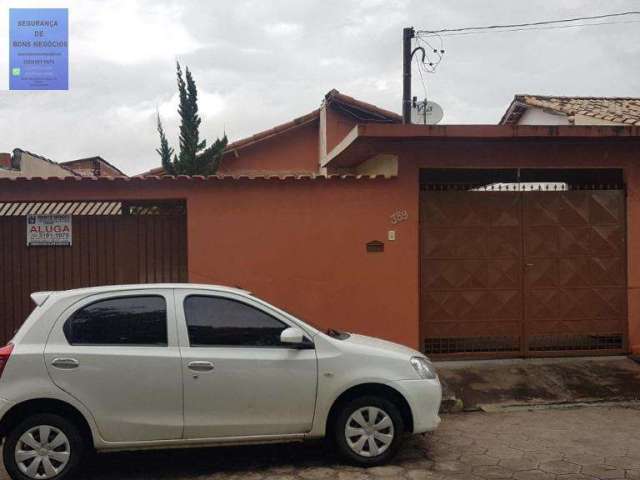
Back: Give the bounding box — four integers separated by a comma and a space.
26, 214, 72, 246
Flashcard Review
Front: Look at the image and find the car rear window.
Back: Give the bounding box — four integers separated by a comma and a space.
63, 295, 167, 346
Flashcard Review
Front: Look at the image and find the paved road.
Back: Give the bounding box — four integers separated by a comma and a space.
2, 405, 640, 479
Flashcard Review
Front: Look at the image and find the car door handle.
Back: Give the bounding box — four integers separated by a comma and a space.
51, 357, 79, 369
187, 361, 214, 372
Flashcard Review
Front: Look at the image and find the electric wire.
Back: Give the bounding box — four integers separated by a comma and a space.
414, 54, 428, 101
430, 19, 640, 37
416, 10, 640, 35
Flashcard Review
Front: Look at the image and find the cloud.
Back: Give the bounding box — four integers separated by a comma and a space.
264, 22, 302, 36
72, 0, 203, 65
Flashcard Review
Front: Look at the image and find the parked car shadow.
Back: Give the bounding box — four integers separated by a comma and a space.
82, 440, 342, 479
31, 435, 432, 480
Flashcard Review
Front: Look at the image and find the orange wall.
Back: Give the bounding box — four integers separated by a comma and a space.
185, 178, 418, 347
215, 106, 360, 177
0, 177, 420, 348
2, 138, 639, 353
325, 107, 358, 153
219, 121, 320, 175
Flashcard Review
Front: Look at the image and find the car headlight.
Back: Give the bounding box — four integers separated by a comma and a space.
410, 356, 437, 380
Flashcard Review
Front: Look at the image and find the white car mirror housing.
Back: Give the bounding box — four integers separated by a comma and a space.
280, 327, 313, 349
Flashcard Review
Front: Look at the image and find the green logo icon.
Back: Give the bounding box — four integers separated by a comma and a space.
11, 67, 20, 76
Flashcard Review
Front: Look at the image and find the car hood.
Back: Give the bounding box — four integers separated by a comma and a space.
343, 333, 422, 358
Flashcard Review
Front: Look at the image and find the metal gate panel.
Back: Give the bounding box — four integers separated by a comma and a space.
421, 188, 627, 359
523, 190, 626, 354
421, 191, 523, 356
0, 201, 187, 345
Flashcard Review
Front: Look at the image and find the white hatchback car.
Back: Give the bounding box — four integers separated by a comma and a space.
0, 284, 441, 479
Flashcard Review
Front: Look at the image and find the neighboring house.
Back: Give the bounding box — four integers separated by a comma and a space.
0, 149, 126, 178
500, 95, 640, 126
140, 89, 402, 178
0, 149, 76, 178
61, 156, 126, 177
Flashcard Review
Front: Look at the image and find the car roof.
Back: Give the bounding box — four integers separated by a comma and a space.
33, 283, 251, 302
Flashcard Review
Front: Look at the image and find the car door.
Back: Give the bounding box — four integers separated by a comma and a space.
44, 289, 183, 443
175, 289, 318, 439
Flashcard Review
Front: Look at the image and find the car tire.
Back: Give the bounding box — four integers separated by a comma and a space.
333, 395, 404, 466
3, 413, 85, 480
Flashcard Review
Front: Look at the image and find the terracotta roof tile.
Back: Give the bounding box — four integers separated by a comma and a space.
500, 95, 640, 125
324, 89, 402, 123
0, 173, 391, 184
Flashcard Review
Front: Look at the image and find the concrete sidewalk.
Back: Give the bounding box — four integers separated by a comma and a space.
435, 356, 640, 412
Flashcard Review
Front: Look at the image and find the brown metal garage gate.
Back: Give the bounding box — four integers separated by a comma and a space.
420, 169, 627, 359
0, 200, 188, 345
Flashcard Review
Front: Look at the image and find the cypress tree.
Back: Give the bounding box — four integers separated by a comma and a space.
156, 112, 174, 175
156, 62, 227, 175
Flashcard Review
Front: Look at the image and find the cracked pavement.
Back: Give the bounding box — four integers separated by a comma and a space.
3, 404, 640, 479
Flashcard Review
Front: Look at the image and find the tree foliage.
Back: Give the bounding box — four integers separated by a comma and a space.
156, 112, 174, 174
156, 63, 227, 175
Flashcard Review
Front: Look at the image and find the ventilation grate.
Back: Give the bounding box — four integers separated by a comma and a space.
424, 336, 520, 355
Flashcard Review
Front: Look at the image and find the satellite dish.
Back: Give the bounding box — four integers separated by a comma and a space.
411, 99, 444, 125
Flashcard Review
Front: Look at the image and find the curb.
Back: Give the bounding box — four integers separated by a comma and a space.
478, 399, 640, 413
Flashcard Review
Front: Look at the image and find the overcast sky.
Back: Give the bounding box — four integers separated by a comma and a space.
0, 0, 638, 175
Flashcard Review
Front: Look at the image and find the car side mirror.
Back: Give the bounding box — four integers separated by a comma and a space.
280, 327, 313, 349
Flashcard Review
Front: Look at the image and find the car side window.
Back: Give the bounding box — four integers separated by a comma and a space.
184, 295, 288, 347
63, 295, 167, 346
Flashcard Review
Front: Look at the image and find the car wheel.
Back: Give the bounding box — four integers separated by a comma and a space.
333, 395, 404, 466
3, 413, 85, 480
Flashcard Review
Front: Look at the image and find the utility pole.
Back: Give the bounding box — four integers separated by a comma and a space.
402, 27, 415, 124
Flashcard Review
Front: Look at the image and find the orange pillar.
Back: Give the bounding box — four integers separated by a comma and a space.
626, 164, 640, 355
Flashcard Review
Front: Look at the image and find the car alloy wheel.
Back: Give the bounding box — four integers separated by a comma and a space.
15, 425, 71, 479
344, 406, 395, 457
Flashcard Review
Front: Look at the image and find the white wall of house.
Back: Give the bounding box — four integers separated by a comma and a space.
0, 151, 72, 178
518, 107, 627, 126
354, 154, 398, 177
518, 108, 569, 125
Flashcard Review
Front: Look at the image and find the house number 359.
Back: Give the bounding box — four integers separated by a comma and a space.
390, 209, 408, 224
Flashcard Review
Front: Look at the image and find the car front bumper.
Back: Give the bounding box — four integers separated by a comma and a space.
392, 377, 442, 434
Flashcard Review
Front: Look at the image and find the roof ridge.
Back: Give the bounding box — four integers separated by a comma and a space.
517, 94, 640, 100
325, 89, 402, 122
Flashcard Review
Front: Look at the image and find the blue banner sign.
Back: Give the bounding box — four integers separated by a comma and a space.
9, 8, 68, 90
